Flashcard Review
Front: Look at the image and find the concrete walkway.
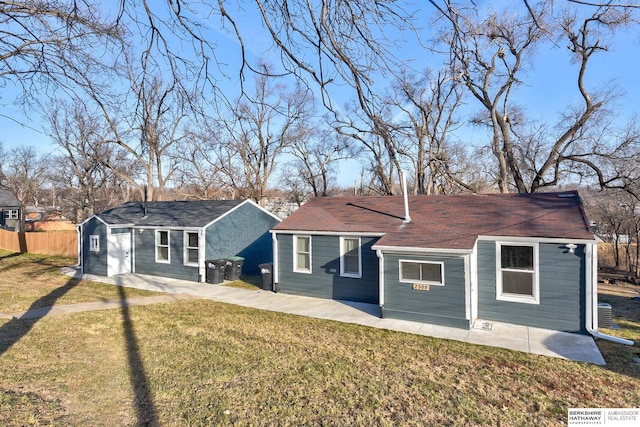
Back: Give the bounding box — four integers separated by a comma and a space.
53, 267, 605, 365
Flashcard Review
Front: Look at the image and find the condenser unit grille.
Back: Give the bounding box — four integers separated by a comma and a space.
598, 302, 613, 329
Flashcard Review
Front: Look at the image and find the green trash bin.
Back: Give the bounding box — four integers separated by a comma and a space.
224, 256, 245, 281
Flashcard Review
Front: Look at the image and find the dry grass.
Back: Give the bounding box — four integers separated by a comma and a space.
596, 275, 640, 378
0, 250, 162, 313
0, 251, 639, 426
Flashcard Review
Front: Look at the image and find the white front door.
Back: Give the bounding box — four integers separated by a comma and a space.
107, 233, 132, 276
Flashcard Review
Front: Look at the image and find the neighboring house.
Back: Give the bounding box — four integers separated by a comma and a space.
78, 199, 281, 281
270, 191, 600, 334
0, 189, 21, 231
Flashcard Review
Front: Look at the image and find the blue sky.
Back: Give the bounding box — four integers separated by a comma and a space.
1, 1, 639, 188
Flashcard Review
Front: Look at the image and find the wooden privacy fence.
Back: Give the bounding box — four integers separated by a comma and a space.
0, 229, 77, 258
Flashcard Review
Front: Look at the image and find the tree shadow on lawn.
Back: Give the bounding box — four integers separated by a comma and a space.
0, 277, 80, 356
0, 276, 160, 426
118, 285, 159, 426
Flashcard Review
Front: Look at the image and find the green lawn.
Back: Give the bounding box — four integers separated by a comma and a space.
1, 251, 639, 426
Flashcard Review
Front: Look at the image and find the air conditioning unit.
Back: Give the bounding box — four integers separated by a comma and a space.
598, 303, 613, 328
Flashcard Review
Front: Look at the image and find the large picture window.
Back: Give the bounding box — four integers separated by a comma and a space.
156, 230, 170, 263
184, 231, 199, 266
496, 243, 539, 304
399, 260, 444, 286
340, 237, 361, 278
293, 235, 311, 273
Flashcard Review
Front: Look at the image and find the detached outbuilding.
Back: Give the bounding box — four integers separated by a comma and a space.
78, 199, 280, 281
270, 191, 601, 334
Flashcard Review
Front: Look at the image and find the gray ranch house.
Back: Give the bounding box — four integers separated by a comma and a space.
0, 189, 21, 231
78, 199, 280, 281
270, 191, 601, 334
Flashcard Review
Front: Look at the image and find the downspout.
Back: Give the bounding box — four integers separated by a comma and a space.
198, 229, 205, 282
77, 224, 83, 273
585, 242, 634, 345
376, 249, 385, 317
271, 232, 279, 291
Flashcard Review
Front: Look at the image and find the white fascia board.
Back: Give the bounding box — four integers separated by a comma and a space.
270, 229, 385, 237
371, 245, 472, 255
202, 199, 282, 230
477, 235, 597, 245
78, 214, 108, 227
243, 199, 283, 222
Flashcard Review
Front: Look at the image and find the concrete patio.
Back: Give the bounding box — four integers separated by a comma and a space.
61, 267, 606, 365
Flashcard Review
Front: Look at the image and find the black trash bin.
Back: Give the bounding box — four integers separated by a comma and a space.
205, 259, 227, 284
258, 263, 273, 291
224, 256, 245, 281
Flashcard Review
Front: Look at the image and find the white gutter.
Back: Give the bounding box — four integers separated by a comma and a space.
376, 249, 385, 308
585, 242, 634, 345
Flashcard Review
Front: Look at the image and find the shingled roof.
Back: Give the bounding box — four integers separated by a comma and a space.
0, 189, 20, 207
95, 200, 244, 228
272, 191, 594, 250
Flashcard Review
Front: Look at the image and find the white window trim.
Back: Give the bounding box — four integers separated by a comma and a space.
183, 231, 200, 267
399, 259, 445, 286
155, 230, 170, 264
4, 209, 18, 220
340, 236, 362, 278
89, 235, 100, 252
293, 235, 312, 274
496, 241, 539, 305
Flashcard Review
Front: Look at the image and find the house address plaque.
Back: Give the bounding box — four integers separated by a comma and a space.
412, 283, 430, 291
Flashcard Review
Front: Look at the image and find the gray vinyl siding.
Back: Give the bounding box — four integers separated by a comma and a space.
81, 217, 108, 276
277, 234, 379, 304
382, 253, 470, 329
205, 202, 280, 275
135, 229, 199, 281
477, 240, 586, 333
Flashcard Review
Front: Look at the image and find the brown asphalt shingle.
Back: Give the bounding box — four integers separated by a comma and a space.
272, 191, 594, 250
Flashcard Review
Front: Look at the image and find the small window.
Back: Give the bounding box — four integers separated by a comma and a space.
89, 235, 100, 252
496, 243, 539, 304
156, 230, 170, 263
184, 231, 199, 266
340, 237, 362, 278
293, 235, 311, 273
3, 209, 18, 220
399, 260, 444, 286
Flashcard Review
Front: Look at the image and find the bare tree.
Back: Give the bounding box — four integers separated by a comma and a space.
0, 145, 49, 231
287, 128, 355, 198
215, 71, 313, 204
0, 1, 122, 100
46, 100, 135, 221
431, 1, 637, 194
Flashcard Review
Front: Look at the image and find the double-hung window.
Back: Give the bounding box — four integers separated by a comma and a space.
184, 231, 199, 266
156, 230, 170, 263
293, 235, 311, 273
399, 260, 444, 285
496, 242, 539, 304
89, 235, 100, 252
340, 237, 362, 278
